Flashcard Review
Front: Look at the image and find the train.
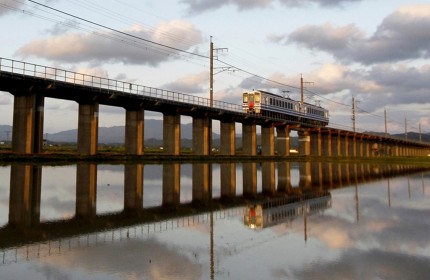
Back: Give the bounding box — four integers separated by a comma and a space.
242, 90, 329, 127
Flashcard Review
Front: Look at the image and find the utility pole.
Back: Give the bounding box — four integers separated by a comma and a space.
352, 97, 356, 133
384, 109, 388, 137
405, 118, 408, 140
419, 123, 422, 143
209, 36, 228, 108
300, 75, 313, 105
210, 37, 214, 108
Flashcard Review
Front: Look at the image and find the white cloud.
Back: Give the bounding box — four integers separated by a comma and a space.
161, 71, 208, 94
15, 21, 204, 66
286, 4, 430, 64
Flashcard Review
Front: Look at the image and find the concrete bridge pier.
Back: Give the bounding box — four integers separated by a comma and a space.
77, 102, 99, 155
9, 164, 42, 227
76, 163, 97, 219
163, 114, 181, 155
12, 93, 44, 154
331, 131, 341, 156
298, 130, 311, 156
163, 163, 181, 205
242, 124, 257, 155
261, 124, 275, 156
192, 163, 212, 203
124, 164, 144, 211
220, 163, 236, 198
321, 130, 332, 156
220, 121, 236, 155
193, 117, 210, 155
310, 130, 322, 156
125, 109, 144, 155
276, 125, 290, 156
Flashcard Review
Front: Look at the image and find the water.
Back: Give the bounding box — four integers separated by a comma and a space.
0, 162, 429, 280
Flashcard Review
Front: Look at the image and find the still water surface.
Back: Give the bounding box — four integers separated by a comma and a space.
0, 162, 429, 280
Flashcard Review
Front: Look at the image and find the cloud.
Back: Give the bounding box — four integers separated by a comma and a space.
15, 21, 204, 66
285, 4, 430, 64
181, 0, 362, 14
288, 249, 430, 280
0, 0, 58, 17
161, 71, 208, 94
0, 91, 12, 105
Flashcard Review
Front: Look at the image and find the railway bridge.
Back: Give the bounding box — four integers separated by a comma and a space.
1, 57, 429, 157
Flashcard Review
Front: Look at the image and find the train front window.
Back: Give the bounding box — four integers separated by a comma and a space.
255, 93, 260, 103
248, 95, 254, 102
243, 94, 248, 103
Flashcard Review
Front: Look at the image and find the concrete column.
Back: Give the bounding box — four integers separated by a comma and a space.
331, 132, 341, 156
310, 130, 322, 156
321, 131, 332, 156
349, 135, 357, 157
277, 162, 291, 193
12, 94, 44, 154
125, 109, 144, 155
124, 164, 144, 211
262, 125, 275, 156
221, 163, 236, 198
276, 126, 290, 156
193, 163, 212, 203
163, 114, 181, 155
76, 163, 97, 219
242, 123, 257, 155
163, 163, 181, 205
78, 103, 99, 155
9, 164, 42, 227
193, 117, 210, 155
262, 162, 276, 194
298, 130, 310, 156
242, 162, 257, 196
220, 121, 236, 155
340, 134, 349, 157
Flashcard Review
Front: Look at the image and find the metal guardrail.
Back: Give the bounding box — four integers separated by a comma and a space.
0, 57, 243, 113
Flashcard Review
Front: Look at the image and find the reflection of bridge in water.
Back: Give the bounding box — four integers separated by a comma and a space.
2, 161, 430, 265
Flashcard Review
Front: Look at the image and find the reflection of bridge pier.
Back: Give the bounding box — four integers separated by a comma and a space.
220, 163, 236, 198
9, 165, 42, 227
299, 161, 312, 189
76, 163, 97, 219
193, 163, 212, 203
243, 162, 257, 196
124, 164, 144, 211
262, 162, 276, 194
277, 162, 292, 193
163, 163, 181, 205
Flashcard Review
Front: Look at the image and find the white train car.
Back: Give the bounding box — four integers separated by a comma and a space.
242, 90, 329, 126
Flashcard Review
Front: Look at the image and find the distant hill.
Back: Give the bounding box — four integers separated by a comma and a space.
2, 123, 427, 147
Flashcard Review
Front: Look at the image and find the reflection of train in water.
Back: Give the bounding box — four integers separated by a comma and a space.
242, 90, 329, 127
244, 192, 332, 229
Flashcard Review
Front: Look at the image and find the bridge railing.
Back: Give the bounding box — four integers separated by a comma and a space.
0, 57, 243, 113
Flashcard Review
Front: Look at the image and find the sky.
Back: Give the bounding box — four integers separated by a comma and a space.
0, 0, 429, 135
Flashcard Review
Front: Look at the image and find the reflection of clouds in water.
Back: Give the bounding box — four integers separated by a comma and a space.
288, 249, 430, 280
40, 238, 202, 280
303, 192, 430, 254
